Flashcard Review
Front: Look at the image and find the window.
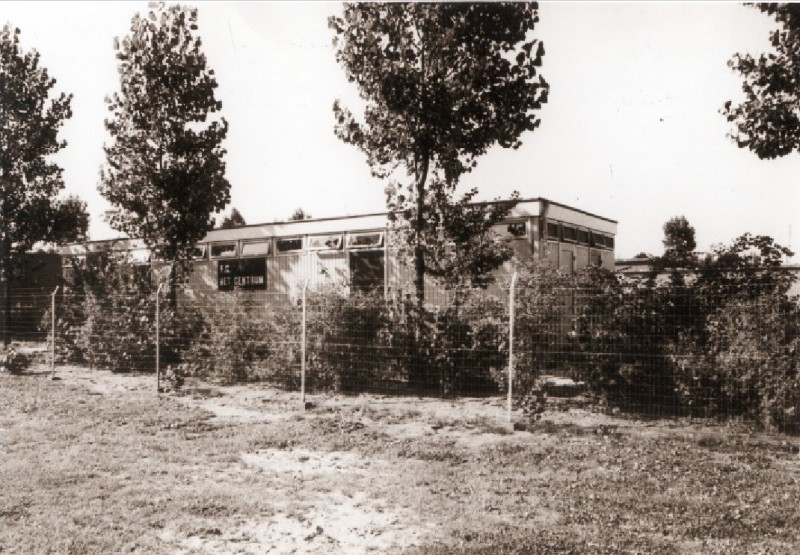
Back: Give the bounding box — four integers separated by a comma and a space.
308, 234, 343, 251
241, 241, 271, 257
192, 245, 207, 260
129, 248, 151, 264
590, 251, 602, 267
210, 242, 237, 258
347, 232, 383, 249
546, 222, 559, 240
561, 225, 577, 243
576, 229, 590, 246
276, 237, 303, 253
62, 255, 86, 268
590, 233, 614, 250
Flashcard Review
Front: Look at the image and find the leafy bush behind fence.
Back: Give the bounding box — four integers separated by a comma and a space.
9, 253, 799, 431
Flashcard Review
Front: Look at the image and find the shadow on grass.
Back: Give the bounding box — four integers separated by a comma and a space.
403, 530, 678, 555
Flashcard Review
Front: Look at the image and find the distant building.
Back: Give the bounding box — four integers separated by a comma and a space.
614, 256, 800, 298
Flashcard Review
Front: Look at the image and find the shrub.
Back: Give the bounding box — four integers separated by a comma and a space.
684, 292, 800, 430
508, 259, 578, 399
570, 269, 683, 415
300, 284, 508, 396
1, 346, 32, 375
568, 234, 800, 428
421, 290, 507, 396
39, 250, 160, 372
305, 285, 394, 393
162, 363, 186, 390
174, 291, 290, 384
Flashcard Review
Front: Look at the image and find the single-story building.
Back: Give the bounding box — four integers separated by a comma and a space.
56, 197, 617, 301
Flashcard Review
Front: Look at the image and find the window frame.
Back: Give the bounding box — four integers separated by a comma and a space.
62, 254, 87, 268
275, 236, 304, 254
347, 231, 384, 249
129, 248, 152, 265
209, 242, 238, 259
560, 225, 577, 243
307, 233, 343, 251
240, 240, 272, 258
546, 221, 560, 241
192, 245, 208, 260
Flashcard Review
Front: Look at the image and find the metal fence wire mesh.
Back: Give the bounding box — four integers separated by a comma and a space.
3, 268, 799, 432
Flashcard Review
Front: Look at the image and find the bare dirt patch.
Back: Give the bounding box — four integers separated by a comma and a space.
168, 488, 434, 555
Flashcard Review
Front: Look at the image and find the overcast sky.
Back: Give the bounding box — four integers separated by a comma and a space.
3, 1, 798, 260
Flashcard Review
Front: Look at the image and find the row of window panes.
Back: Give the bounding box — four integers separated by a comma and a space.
545, 221, 614, 249
201, 232, 384, 260
61, 248, 152, 267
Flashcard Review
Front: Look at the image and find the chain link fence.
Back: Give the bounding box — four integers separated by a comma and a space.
3, 265, 799, 432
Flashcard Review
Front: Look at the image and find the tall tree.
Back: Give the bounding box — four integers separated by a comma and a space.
330, 2, 548, 304
100, 3, 230, 304
650, 215, 697, 288
723, 3, 800, 159
220, 207, 246, 229
1, 25, 89, 343
661, 216, 697, 267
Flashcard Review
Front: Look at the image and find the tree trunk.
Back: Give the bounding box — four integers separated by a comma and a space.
410, 155, 431, 391
169, 258, 178, 311
413, 156, 430, 311
1, 248, 10, 347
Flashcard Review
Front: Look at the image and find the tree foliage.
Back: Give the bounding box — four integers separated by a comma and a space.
563, 229, 799, 428
662, 216, 697, 261
650, 215, 698, 280
289, 208, 311, 221
723, 3, 800, 159
220, 207, 246, 229
1, 24, 88, 344
99, 3, 230, 290
418, 189, 522, 288
0, 25, 88, 263
697, 232, 796, 300
330, 3, 548, 300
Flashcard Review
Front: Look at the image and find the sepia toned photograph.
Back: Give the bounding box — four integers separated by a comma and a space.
2, 2, 798, 554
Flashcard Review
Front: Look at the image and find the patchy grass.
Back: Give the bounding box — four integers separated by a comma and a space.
1, 366, 798, 555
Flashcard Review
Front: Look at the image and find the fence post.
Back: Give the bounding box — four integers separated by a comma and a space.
508, 272, 517, 424
156, 283, 163, 393
50, 286, 59, 380
301, 278, 309, 409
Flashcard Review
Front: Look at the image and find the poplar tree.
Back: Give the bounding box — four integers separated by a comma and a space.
330, 2, 548, 303
1, 25, 88, 343
100, 3, 230, 303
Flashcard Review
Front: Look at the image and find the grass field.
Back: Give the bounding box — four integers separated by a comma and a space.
1, 365, 798, 554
